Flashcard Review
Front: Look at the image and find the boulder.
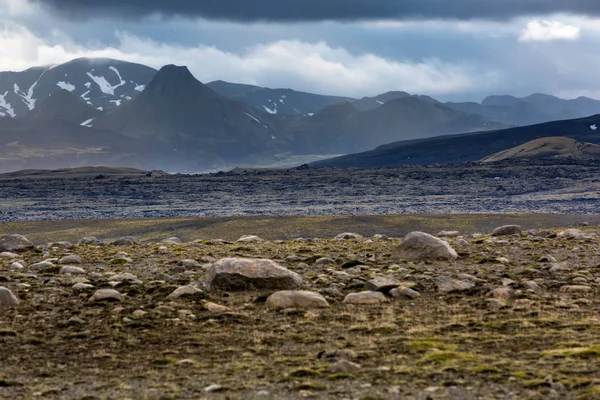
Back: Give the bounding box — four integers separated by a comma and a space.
491, 225, 522, 236
0, 235, 34, 253
28, 261, 54, 271
266, 290, 329, 310
0, 286, 19, 307
363, 276, 402, 293
392, 232, 458, 261
205, 258, 302, 291
89, 289, 124, 303
436, 276, 475, 293
167, 285, 203, 299
557, 229, 587, 240
58, 255, 82, 265
343, 291, 387, 305
60, 266, 86, 275
390, 287, 421, 299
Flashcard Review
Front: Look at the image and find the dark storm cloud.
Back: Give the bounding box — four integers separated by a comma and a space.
33, 0, 600, 21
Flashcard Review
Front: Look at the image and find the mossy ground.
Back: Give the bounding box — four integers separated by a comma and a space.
0, 217, 599, 399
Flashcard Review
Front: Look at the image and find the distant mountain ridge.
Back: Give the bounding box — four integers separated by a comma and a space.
0, 58, 156, 118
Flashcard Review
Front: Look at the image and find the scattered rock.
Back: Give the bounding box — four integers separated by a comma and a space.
72, 283, 94, 291
557, 229, 587, 240
437, 230, 460, 237
392, 231, 458, 261
180, 259, 200, 268
266, 290, 329, 310
60, 266, 86, 275
436, 276, 475, 294
89, 289, 124, 303
78, 237, 106, 246
10, 262, 24, 270
491, 225, 522, 236
28, 261, 53, 271
334, 233, 363, 240
202, 301, 230, 313
237, 235, 262, 243
132, 310, 147, 318
315, 257, 336, 267
205, 258, 303, 291
0, 286, 19, 307
343, 291, 387, 305
560, 285, 592, 293
58, 255, 82, 265
486, 298, 507, 309
167, 285, 203, 299
162, 237, 182, 244
390, 287, 421, 299
319, 349, 357, 360
204, 384, 225, 393
0, 252, 19, 259
328, 360, 361, 374
0, 235, 34, 253
111, 237, 138, 246
363, 276, 402, 293
489, 287, 511, 300
455, 239, 470, 246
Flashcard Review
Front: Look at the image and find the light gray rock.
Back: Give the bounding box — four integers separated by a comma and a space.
343, 291, 387, 305
436, 276, 475, 294
315, 257, 337, 267
205, 258, 303, 291
559, 285, 592, 293
89, 289, 124, 303
0, 235, 34, 253
363, 276, 402, 293
0, 286, 19, 307
78, 237, 106, 246
328, 360, 361, 374
180, 259, 200, 268
58, 255, 82, 265
266, 290, 329, 310
162, 237, 182, 244
390, 287, 421, 299
167, 285, 203, 299
557, 229, 588, 240
10, 262, 24, 270
237, 235, 262, 243
60, 266, 86, 275
110, 237, 138, 246
491, 225, 522, 236
392, 232, 458, 261
0, 252, 19, 259
437, 230, 460, 238
28, 261, 53, 271
72, 283, 94, 291
334, 233, 363, 240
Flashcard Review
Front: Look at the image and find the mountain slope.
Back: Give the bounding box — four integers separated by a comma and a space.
22, 89, 102, 125
93, 65, 282, 166
311, 115, 600, 168
284, 97, 506, 154
0, 58, 156, 118
206, 80, 354, 116
481, 137, 600, 162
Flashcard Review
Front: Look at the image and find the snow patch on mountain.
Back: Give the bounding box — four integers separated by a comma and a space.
376, 100, 384, 105
132, 81, 145, 92
245, 112, 268, 129
84, 82, 92, 89
81, 91, 91, 101
57, 81, 76, 92
591, 124, 597, 131
14, 69, 48, 111
80, 118, 95, 127
86, 70, 125, 95
109, 100, 122, 106
0, 91, 16, 118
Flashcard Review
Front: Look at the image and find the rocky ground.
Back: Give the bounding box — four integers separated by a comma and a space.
1, 160, 600, 221
1, 225, 599, 399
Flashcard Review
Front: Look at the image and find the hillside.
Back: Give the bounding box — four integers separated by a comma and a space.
22, 89, 102, 125
312, 115, 600, 168
482, 136, 600, 162
0, 58, 156, 118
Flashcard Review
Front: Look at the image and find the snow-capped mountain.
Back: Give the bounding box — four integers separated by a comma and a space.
0, 58, 156, 118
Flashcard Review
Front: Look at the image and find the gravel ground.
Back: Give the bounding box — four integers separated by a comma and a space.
1, 161, 600, 222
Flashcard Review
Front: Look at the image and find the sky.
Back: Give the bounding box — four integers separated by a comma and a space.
2, 0, 600, 101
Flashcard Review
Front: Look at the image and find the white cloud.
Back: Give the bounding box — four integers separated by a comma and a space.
0, 24, 494, 97
519, 20, 580, 42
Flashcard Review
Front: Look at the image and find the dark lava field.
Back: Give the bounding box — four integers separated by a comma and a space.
1, 160, 600, 222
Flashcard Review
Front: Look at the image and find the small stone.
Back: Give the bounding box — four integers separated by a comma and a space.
343, 291, 387, 305
491, 225, 522, 236
315, 257, 337, 267
363, 276, 402, 293
58, 255, 82, 265
539, 255, 558, 263
572, 277, 588, 284
390, 287, 421, 299
524, 280, 541, 292
78, 237, 106, 246
132, 310, 147, 318
167, 285, 203, 299
436, 276, 474, 294
496, 257, 510, 264
319, 349, 357, 360
455, 239, 470, 246
0, 252, 19, 259
266, 290, 329, 310
502, 278, 516, 287
158, 246, 169, 254
180, 259, 200, 268
560, 285, 592, 293
162, 237, 182, 244
437, 230, 460, 237
67, 317, 86, 325
202, 301, 230, 313
28, 261, 53, 270
10, 262, 24, 270
72, 283, 94, 291
489, 287, 511, 300
334, 232, 363, 240
204, 384, 225, 393
111, 237, 139, 246
0, 286, 19, 307
89, 289, 124, 303
328, 360, 361, 374
486, 298, 507, 309
154, 306, 176, 314
109, 273, 139, 282
60, 266, 86, 275
557, 229, 587, 239
392, 232, 458, 261
237, 235, 262, 243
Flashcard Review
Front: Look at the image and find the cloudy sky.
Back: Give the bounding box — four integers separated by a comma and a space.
2, 0, 600, 101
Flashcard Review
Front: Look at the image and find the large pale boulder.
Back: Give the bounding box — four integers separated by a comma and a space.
0, 287, 19, 307
0, 235, 34, 253
205, 258, 303, 291
392, 232, 458, 261
491, 225, 522, 236
266, 290, 329, 310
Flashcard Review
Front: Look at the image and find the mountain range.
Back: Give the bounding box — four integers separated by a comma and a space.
2, 57, 600, 172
